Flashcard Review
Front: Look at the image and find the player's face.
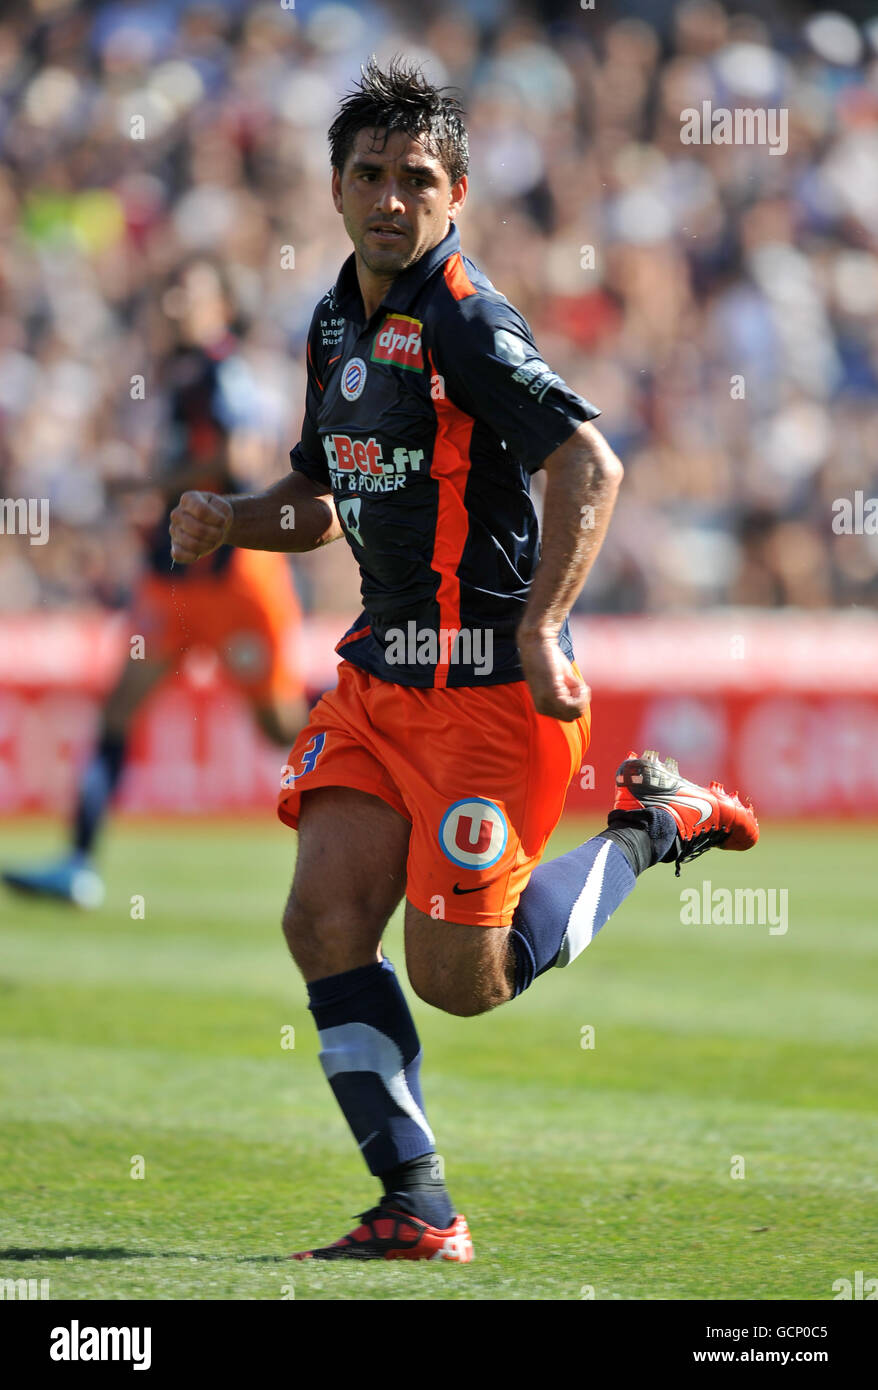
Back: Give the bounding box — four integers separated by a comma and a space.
332, 127, 466, 279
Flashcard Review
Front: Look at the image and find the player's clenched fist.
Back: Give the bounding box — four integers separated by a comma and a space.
169, 491, 233, 563
518, 630, 591, 722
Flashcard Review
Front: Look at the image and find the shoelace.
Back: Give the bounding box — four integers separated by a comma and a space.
674, 826, 732, 876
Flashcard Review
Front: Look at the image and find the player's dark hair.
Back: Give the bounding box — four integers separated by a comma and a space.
328, 56, 468, 186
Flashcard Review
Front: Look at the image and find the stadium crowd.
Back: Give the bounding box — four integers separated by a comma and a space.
1, 0, 877, 617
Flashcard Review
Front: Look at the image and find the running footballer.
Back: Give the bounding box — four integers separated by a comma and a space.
169, 59, 758, 1262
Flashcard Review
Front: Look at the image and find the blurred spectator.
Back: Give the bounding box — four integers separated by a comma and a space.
1, 0, 876, 617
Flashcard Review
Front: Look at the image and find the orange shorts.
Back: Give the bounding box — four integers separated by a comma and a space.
131, 549, 304, 705
277, 660, 591, 926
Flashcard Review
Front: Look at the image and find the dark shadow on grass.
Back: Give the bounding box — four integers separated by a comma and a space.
0, 1247, 288, 1264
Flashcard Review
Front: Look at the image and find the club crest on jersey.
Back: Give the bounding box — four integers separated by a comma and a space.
371, 314, 424, 372
439, 797, 508, 871
340, 357, 367, 401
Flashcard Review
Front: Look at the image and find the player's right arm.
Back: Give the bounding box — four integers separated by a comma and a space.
170, 301, 342, 562
169, 472, 341, 562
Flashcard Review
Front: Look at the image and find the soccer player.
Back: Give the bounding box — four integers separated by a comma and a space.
3, 256, 307, 908
168, 60, 758, 1262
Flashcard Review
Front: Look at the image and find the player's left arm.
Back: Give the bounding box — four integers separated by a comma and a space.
516, 420, 623, 721
429, 292, 621, 722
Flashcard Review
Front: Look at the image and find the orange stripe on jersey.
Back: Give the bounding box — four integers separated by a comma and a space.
307, 341, 324, 391
428, 348, 473, 689
443, 253, 477, 301
336, 624, 372, 651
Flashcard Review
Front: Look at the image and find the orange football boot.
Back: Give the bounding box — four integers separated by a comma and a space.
614, 749, 759, 875
290, 1201, 474, 1262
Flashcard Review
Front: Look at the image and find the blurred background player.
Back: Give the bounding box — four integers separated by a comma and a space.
2, 256, 308, 907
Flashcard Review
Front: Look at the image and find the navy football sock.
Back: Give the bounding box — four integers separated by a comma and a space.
307, 958, 452, 1224
509, 810, 676, 995
380, 1154, 455, 1230
600, 807, 680, 875
73, 730, 128, 855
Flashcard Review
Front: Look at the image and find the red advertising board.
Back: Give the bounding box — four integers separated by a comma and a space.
1, 614, 876, 817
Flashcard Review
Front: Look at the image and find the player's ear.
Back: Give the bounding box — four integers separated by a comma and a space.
448, 174, 467, 221
330, 165, 344, 214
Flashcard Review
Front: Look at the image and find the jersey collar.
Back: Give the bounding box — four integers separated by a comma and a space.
333, 222, 462, 325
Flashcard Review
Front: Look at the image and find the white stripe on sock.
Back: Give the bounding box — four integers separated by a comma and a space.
554, 838, 614, 969
318, 1021, 435, 1145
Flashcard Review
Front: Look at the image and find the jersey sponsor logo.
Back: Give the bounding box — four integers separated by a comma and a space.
338, 496, 364, 546
510, 357, 564, 403
340, 356, 367, 401
324, 433, 384, 475
371, 314, 424, 371
439, 797, 508, 871
323, 435, 425, 492
493, 329, 564, 402
319, 315, 345, 348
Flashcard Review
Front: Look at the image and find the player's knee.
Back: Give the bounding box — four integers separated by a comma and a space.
281, 890, 333, 973
407, 961, 498, 1018
406, 911, 514, 1016
281, 888, 382, 979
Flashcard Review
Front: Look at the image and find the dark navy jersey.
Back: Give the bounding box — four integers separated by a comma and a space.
289, 222, 601, 686
148, 338, 257, 578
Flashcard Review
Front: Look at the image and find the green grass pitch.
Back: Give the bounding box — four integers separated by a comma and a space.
1, 816, 876, 1301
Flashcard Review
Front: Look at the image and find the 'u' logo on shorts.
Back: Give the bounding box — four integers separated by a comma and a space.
438, 798, 508, 870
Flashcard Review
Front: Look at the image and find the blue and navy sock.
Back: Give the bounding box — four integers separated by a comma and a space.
307, 958, 454, 1229
509, 810, 677, 995
73, 730, 128, 855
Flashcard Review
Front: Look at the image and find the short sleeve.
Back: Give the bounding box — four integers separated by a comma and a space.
431, 294, 601, 472
289, 317, 330, 487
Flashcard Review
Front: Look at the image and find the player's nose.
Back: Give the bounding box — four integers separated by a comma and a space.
373, 181, 406, 215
